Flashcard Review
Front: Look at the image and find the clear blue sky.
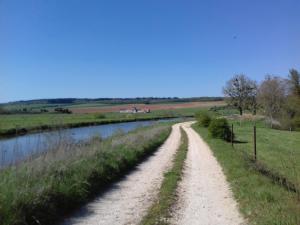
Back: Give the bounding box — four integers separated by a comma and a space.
1, 0, 299, 103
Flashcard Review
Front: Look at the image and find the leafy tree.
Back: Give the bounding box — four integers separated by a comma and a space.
288, 69, 300, 97
257, 75, 287, 127
285, 69, 300, 129
223, 74, 257, 115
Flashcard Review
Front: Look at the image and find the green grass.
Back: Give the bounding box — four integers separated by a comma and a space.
0, 100, 225, 137
0, 124, 171, 225
229, 119, 300, 192
2, 102, 115, 111
141, 128, 188, 225
0, 112, 182, 137
192, 123, 300, 225
0, 105, 210, 137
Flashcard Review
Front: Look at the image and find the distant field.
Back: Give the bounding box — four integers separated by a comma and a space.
70, 101, 225, 114
2, 97, 224, 112
0, 100, 224, 137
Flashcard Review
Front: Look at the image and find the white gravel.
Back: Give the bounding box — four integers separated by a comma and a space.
171, 122, 246, 225
61, 123, 185, 225
61, 121, 246, 225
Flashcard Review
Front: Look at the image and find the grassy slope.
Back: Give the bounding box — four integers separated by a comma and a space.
0, 125, 171, 225
141, 128, 188, 225
192, 124, 300, 225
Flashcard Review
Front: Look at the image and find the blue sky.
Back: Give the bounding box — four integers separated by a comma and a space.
1, 0, 299, 103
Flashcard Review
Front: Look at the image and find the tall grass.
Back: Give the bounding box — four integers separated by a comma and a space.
0, 124, 171, 225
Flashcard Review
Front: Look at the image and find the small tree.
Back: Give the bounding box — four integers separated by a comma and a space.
223, 74, 257, 115
257, 75, 287, 128
288, 69, 300, 97
286, 69, 300, 130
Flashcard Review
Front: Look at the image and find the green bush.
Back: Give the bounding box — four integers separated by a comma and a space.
278, 115, 300, 131
94, 113, 106, 119
208, 118, 233, 142
195, 111, 211, 127
293, 116, 300, 131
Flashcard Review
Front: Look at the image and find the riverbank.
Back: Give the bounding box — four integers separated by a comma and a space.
0, 124, 171, 225
0, 113, 188, 139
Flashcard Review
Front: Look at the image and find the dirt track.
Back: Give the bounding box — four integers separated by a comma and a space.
61, 123, 184, 225
61, 122, 245, 225
171, 122, 245, 225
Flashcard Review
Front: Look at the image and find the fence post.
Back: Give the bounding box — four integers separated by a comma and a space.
254, 125, 257, 161
231, 124, 234, 147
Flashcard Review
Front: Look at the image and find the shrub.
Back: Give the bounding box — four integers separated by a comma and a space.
208, 118, 233, 142
94, 113, 106, 119
195, 111, 211, 127
292, 116, 300, 131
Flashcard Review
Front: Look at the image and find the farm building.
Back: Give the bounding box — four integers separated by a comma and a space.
119, 107, 150, 113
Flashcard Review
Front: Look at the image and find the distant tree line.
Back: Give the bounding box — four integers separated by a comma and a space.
54, 107, 72, 114
223, 69, 300, 130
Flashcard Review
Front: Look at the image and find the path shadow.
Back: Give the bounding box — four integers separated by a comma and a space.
233, 140, 248, 144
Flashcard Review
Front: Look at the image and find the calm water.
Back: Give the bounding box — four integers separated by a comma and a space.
0, 119, 176, 167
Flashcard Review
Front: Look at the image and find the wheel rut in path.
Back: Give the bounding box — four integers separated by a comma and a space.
170, 122, 246, 225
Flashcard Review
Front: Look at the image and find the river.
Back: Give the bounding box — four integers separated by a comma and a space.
0, 118, 177, 167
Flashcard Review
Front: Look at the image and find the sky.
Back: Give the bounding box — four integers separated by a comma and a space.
0, 0, 299, 103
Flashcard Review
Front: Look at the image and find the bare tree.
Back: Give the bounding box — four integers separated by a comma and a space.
257, 75, 287, 127
223, 74, 257, 115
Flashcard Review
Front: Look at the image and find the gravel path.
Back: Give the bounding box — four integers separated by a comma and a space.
171, 122, 246, 225
61, 123, 185, 225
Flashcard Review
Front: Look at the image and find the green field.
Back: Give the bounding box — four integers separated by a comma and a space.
1, 97, 223, 112
0, 107, 202, 137
192, 118, 300, 224
2, 102, 115, 111
230, 119, 300, 190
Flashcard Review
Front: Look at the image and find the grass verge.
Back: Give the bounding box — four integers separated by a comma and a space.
141, 127, 188, 225
192, 124, 300, 225
0, 124, 171, 225
229, 120, 300, 192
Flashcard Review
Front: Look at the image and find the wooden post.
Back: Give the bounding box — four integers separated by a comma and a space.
231, 124, 234, 147
254, 125, 257, 161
